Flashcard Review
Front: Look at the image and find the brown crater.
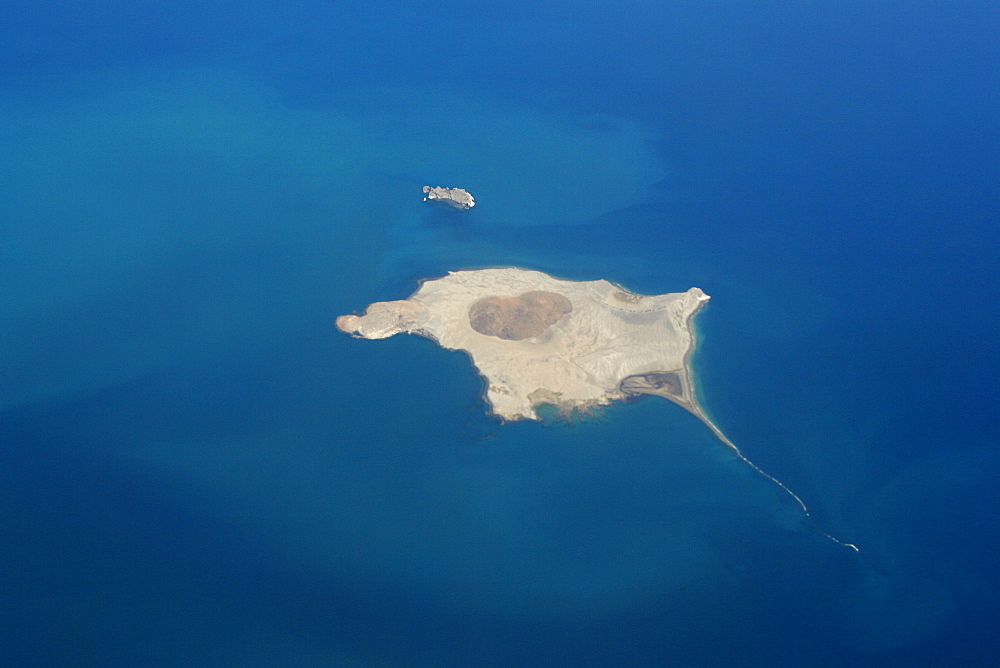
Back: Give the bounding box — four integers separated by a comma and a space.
468, 291, 573, 341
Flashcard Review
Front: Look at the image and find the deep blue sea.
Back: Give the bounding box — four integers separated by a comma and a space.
2, 2, 998, 665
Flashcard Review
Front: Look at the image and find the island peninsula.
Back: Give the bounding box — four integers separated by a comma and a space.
336, 267, 859, 552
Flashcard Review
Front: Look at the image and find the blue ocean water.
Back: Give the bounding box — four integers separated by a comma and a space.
2, 2, 998, 665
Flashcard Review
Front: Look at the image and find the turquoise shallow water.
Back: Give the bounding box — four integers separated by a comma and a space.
2, 2, 999, 665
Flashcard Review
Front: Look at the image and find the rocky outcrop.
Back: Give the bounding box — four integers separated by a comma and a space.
422, 186, 475, 209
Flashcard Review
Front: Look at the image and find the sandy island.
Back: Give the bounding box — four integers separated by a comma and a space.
335, 267, 860, 551
336, 267, 717, 426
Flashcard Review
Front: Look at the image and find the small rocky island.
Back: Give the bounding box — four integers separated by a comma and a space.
422, 186, 475, 209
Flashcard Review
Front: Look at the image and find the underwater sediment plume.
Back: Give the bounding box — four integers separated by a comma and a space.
336, 267, 858, 551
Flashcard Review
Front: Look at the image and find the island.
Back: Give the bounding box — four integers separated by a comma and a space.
335, 267, 859, 552
335, 267, 710, 424
422, 185, 475, 209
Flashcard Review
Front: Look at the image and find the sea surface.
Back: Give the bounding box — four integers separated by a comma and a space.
2, 2, 998, 665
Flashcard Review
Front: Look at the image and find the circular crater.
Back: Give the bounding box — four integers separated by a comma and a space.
468, 291, 572, 340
